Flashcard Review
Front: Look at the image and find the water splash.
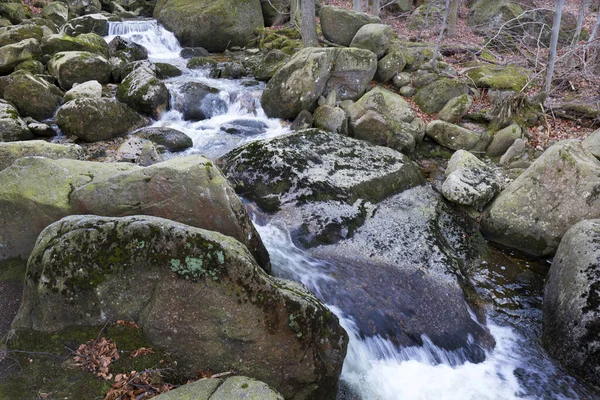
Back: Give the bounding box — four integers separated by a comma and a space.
106, 20, 182, 60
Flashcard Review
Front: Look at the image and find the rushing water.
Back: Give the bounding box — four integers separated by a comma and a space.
106, 20, 599, 400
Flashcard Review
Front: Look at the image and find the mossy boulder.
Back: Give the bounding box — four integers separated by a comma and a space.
438, 94, 473, 123
313, 105, 348, 136
349, 23, 393, 59
219, 129, 424, 212
482, 140, 600, 256
0, 100, 32, 142
155, 61, 182, 78
153, 0, 264, 53
41, 1, 69, 26
133, 126, 193, 152
0, 2, 31, 25
0, 38, 40, 75
252, 48, 288, 81
62, 13, 112, 36
63, 79, 102, 101
3, 72, 63, 120
322, 47, 377, 101
0, 24, 43, 47
543, 219, 600, 385
414, 78, 470, 114
467, 0, 523, 34
55, 97, 148, 141
41, 32, 110, 57
155, 376, 284, 400
0, 140, 83, 171
108, 35, 148, 63
70, 155, 270, 269
47, 50, 110, 89
117, 65, 170, 118
14, 58, 44, 74
407, 3, 441, 30
319, 5, 380, 46
59, 0, 102, 16
486, 123, 521, 157
375, 49, 407, 83
11, 214, 347, 400
465, 64, 530, 92
425, 120, 490, 151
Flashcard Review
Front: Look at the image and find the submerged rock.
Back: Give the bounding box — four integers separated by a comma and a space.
12, 215, 347, 400
174, 81, 227, 121
133, 126, 193, 152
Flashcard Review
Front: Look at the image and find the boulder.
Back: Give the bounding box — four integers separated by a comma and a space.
414, 78, 470, 114
486, 123, 521, 157
442, 150, 501, 208
375, 49, 407, 83
117, 65, 170, 118
0, 38, 40, 75
0, 24, 43, 47
14, 59, 44, 74
153, 0, 264, 53
425, 120, 490, 151
41, 33, 110, 58
0, 100, 32, 142
438, 94, 473, 123
61, 13, 112, 37
3, 72, 63, 121
543, 219, 600, 384
155, 62, 182, 79
392, 71, 411, 87
47, 51, 110, 90
0, 2, 31, 25
155, 376, 284, 400
11, 214, 347, 399
0, 140, 82, 171
319, 5, 381, 46
59, 0, 102, 16
0, 157, 138, 260
349, 23, 393, 59
108, 35, 148, 61
174, 82, 227, 121
112, 137, 163, 166
55, 97, 148, 142
253, 49, 288, 81
583, 128, 600, 159
499, 137, 526, 165
41, 2, 69, 26
322, 47, 377, 101
465, 64, 530, 92
133, 126, 193, 152
407, 3, 441, 30
70, 155, 270, 269
260, 0, 289, 26
385, 0, 412, 13
313, 105, 348, 135
63, 79, 102, 102
482, 140, 600, 256
468, 0, 523, 34
179, 46, 209, 59
219, 129, 424, 212
220, 119, 268, 136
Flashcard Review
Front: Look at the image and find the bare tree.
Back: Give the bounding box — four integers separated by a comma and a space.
447, 0, 461, 38
353, 0, 362, 12
432, 0, 452, 65
301, 0, 319, 47
572, 0, 590, 45
372, 0, 380, 17
588, 3, 600, 45
290, 0, 300, 26
544, 0, 566, 96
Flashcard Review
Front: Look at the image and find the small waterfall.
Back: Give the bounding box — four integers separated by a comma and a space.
106, 20, 182, 59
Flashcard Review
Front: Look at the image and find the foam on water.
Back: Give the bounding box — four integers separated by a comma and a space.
106, 20, 182, 61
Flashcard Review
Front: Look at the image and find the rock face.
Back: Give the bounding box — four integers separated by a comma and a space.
47, 51, 111, 90
219, 129, 424, 212
0, 100, 32, 142
0, 141, 83, 171
425, 120, 490, 151
319, 5, 381, 46
56, 98, 148, 142
482, 140, 600, 256
543, 219, 600, 384
117, 65, 170, 118
11, 215, 348, 400
155, 376, 284, 400
442, 150, 501, 209
154, 0, 264, 53
3, 72, 63, 121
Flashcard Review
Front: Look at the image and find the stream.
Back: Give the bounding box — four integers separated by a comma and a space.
106, 20, 599, 400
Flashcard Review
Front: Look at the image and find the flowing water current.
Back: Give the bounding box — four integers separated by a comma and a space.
106, 20, 599, 400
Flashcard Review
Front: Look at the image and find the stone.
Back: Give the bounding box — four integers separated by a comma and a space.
55, 97, 148, 142
290, 110, 313, 131
62, 13, 111, 37
399, 85, 416, 97
0, 24, 43, 48
113, 137, 163, 166
0, 2, 31, 25
154, 0, 264, 53
468, 0, 524, 35
487, 124, 521, 157
173, 82, 227, 121
438, 94, 473, 124
583, 128, 600, 159
154, 62, 182, 79
219, 129, 424, 212
386, 0, 412, 13
0, 140, 83, 171
14, 59, 44, 74
179, 46, 209, 59
0, 38, 40, 75
407, 3, 441, 30
3, 72, 63, 121
321, 47, 377, 101
0, 100, 32, 142
42, 2, 69, 26
220, 119, 267, 136
349, 23, 393, 59
47, 51, 110, 90
28, 122, 55, 137
319, 5, 381, 46
375, 49, 407, 83
108, 35, 148, 63
414, 78, 470, 114
41, 33, 110, 58
499, 137, 526, 165
313, 105, 348, 135
482, 140, 600, 256
12, 214, 346, 399
465, 64, 530, 92
63, 79, 102, 102
252, 49, 288, 81
425, 120, 490, 151
60, 0, 102, 16
117, 65, 170, 118
442, 150, 501, 208
133, 126, 193, 152
543, 219, 600, 384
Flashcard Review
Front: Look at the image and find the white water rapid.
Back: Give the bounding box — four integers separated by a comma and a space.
106, 20, 599, 400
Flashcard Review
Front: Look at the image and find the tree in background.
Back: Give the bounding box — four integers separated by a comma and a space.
301, 0, 319, 46
447, 0, 461, 38
544, 0, 565, 96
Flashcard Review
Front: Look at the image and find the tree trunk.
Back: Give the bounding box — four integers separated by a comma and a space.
372, 0, 380, 16
353, 0, 362, 12
432, 0, 452, 65
290, 0, 300, 26
447, 0, 461, 38
572, 0, 590, 45
301, 0, 319, 47
588, 4, 600, 45
544, 0, 565, 96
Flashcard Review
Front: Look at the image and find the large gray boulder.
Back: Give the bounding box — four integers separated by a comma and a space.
349, 23, 393, 59
41, 33, 110, 58
11, 214, 347, 400
3, 72, 64, 121
61, 13, 111, 36
42, 2, 69, 26
414, 78, 470, 114
425, 120, 490, 151
0, 100, 32, 142
55, 97, 148, 142
63, 79, 102, 102
543, 219, 600, 384
47, 51, 110, 90
153, 0, 264, 53
482, 140, 600, 256
0, 141, 83, 171
0, 38, 40, 75
0, 25, 43, 48
319, 5, 381, 46
117, 65, 170, 118
133, 126, 193, 152
322, 47, 377, 101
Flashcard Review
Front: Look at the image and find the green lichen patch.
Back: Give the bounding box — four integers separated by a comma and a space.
249, 27, 301, 55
